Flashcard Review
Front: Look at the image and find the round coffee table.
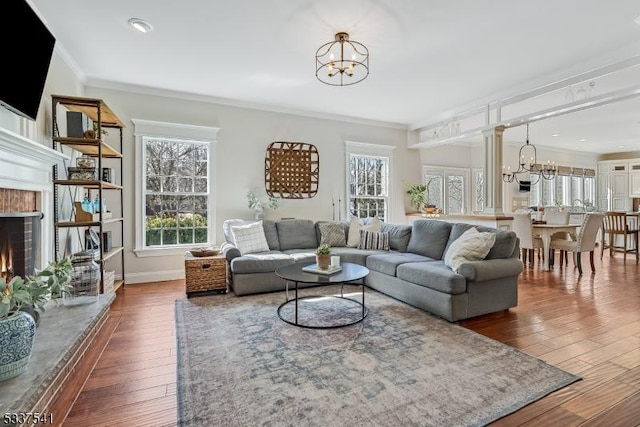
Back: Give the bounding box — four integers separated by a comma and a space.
275, 262, 369, 329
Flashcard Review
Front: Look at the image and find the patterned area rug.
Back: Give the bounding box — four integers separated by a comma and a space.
175, 286, 580, 427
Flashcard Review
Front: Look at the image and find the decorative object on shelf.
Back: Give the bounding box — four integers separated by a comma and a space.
76, 155, 96, 169
247, 190, 279, 220
502, 124, 556, 184
264, 142, 319, 199
316, 32, 369, 86
65, 252, 100, 306
315, 244, 332, 269
68, 167, 97, 180
0, 258, 72, 381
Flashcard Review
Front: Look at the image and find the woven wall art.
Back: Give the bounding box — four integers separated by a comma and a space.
264, 142, 319, 198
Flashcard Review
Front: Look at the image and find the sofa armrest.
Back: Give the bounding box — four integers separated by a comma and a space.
221, 241, 241, 262
457, 258, 524, 282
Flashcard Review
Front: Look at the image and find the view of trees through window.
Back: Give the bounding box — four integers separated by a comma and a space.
144, 137, 209, 247
348, 154, 388, 221
528, 173, 595, 208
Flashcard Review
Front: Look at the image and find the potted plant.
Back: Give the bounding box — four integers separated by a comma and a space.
403, 180, 427, 212
315, 244, 332, 269
0, 258, 72, 381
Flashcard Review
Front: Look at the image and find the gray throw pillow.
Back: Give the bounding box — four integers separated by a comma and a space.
318, 222, 347, 247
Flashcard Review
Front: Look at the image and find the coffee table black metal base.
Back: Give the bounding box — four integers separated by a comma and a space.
275, 262, 369, 329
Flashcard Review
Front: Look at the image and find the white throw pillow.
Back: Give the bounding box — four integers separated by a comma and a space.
347, 217, 382, 247
230, 221, 270, 255
444, 227, 496, 273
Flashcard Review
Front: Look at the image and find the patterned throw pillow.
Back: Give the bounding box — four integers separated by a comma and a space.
230, 221, 270, 255
318, 222, 346, 247
357, 230, 390, 251
444, 227, 496, 273
347, 217, 382, 247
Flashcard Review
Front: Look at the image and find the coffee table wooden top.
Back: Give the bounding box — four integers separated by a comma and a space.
275, 262, 369, 284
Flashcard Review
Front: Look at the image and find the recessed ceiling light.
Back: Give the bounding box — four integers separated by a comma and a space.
551, 133, 559, 137
128, 18, 153, 33
579, 138, 587, 142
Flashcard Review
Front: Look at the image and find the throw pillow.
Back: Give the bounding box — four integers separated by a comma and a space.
347, 216, 382, 247
444, 227, 496, 273
318, 222, 347, 247
230, 221, 270, 255
357, 230, 390, 251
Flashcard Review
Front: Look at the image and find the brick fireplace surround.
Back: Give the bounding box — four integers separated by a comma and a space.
0, 188, 37, 213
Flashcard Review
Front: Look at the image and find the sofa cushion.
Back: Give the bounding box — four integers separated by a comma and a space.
317, 221, 347, 247
358, 230, 390, 251
396, 261, 467, 294
326, 247, 387, 266
230, 221, 271, 255
347, 217, 381, 247
381, 223, 412, 252
366, 252, 432, 276
406, 220, 452, 260
445, 223, 517, 260
223, 219, 279, 250
230, 252, 294, 274
444, 227, 496, 273
276, 219, 317, 250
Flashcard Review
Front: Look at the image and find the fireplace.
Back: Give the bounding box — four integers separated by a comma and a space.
0, 212, 42, 281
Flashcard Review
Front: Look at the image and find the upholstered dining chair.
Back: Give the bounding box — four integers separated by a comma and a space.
543, 209, 571, 265
550, 212, 604, 274
601, 211, 639, 262
512, 213, 542, 268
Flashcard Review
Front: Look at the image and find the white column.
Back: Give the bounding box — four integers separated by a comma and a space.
482, 126, 505, 215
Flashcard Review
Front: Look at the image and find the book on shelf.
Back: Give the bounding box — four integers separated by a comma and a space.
302, 264, 343, 275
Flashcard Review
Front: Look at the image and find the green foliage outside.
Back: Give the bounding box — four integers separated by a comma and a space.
146, 213, 208, 246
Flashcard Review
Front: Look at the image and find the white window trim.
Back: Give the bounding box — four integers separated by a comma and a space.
423, 165, 471, 215
345, 141, 395, 222
132, 119, 220, 257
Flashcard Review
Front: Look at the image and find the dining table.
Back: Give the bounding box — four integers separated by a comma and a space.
532, 223, 581, 271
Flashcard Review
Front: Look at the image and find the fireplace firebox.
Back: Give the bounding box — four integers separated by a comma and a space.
0, 212, 43, 281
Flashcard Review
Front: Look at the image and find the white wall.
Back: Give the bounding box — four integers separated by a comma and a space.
82, 86, 418, 283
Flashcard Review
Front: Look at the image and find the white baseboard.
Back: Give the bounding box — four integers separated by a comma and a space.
123, 269, 185, 284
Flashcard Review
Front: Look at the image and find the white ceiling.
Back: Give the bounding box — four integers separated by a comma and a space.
29, 0, 640, 154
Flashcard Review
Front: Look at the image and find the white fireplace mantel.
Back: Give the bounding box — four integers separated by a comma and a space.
0, 126, 69, 191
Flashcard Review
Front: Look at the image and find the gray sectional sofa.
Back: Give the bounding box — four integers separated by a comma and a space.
221, 218, 524, 322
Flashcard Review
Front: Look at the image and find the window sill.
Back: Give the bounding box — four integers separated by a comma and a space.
134, 246, 205, 258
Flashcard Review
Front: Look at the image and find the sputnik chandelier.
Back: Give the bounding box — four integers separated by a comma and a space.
502, 124, 557, 185
315, 32, 369, 86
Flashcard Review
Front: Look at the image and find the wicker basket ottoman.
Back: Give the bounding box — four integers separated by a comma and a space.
184, 253, 227, 297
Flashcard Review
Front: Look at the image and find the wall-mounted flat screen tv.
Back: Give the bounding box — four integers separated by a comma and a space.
0, 1, 56, 121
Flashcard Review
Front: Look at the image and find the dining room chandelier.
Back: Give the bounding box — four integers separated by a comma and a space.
315, 32, 369, 86
502, 124, 557, 184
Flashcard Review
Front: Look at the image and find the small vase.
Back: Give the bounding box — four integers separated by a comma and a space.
0, 311, 36, 381
316, 254, 331, 269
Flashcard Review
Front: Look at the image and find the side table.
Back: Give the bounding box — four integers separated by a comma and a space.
184, 253, 228, 297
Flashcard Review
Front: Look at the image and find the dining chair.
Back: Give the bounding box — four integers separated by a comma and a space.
542, 209, 571, 265
550, 213, 604, 274
512, 213, 542, 267
601, 211, 639, 262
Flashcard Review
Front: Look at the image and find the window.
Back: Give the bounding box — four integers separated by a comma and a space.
472, 168, 484, 212
345, 141, 394, 222
132, 119, 219, 256
423, 167, 470, 214
528, 169, 596, 208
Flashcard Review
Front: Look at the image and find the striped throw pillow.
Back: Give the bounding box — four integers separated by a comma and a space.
357, 230, 390, 251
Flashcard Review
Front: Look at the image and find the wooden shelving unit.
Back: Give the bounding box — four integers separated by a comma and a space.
51, 95, 126, 294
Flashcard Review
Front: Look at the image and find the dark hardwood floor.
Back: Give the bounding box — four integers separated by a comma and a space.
63, 252, 640, 426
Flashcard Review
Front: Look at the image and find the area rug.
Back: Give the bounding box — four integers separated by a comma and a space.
175, 286, 580, 427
